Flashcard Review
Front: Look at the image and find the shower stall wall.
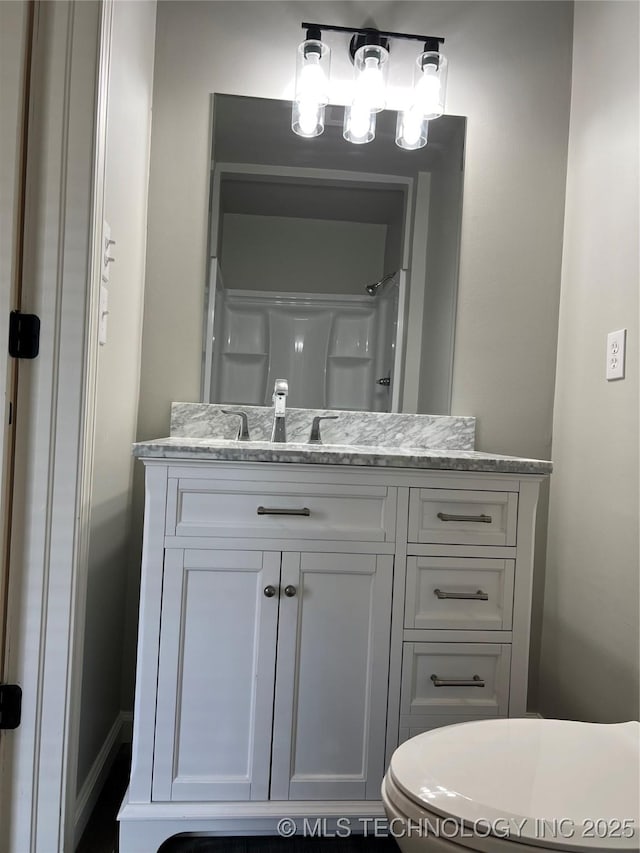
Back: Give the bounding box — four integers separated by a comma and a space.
210, 287, 399, 412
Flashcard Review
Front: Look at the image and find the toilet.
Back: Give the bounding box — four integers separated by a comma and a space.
382, 718, 639, 852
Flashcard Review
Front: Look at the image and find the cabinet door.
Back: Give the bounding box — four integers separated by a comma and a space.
271, 552, 393, 801
152, 549, 280, 801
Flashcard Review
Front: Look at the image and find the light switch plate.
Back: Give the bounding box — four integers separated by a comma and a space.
102, 221, 113, 283
606, 329, 626, 380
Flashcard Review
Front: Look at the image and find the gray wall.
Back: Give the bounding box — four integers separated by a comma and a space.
538, 1, 639, 722
76, 0, 156, 793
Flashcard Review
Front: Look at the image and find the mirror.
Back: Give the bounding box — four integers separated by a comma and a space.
203, 94, 466, 414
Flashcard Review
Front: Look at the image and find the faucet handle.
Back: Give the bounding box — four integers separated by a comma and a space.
308, 415, 338, 445
221, 410, 250, 441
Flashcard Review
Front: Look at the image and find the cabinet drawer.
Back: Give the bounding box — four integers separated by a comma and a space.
408, 488, 517, 546
400, 642, 511, 718
405, 557, 514, 630
166, 477, 396, 542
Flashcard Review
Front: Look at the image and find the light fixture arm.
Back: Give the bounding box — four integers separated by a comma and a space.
301, 21, 445, 49
348, 29, 390, 63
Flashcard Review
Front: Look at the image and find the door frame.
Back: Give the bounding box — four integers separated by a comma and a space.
0, 2, 111, 851
0, 0, 33, 681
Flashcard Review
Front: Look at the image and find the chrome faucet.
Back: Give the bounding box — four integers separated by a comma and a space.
221, 410, 251, 441
271, 379, 288, 442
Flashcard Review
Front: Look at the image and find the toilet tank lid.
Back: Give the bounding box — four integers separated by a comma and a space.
389, 718, 639, 851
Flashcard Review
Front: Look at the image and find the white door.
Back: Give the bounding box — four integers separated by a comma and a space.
271, 552, 393, 801
153, 549, 281, 802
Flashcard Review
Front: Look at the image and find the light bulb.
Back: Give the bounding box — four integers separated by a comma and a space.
343, 103, 376, 144
416, 67, 440, 114
353, 44, 388, 113
292, 100, 324, 138
356, 57, 385, 111
297, 50, 330, 106
350, 104, 372, 138
395, 106, 428, 150
298, 104, 321, 135
401, 111, 423, 146
414, 51, 448, 120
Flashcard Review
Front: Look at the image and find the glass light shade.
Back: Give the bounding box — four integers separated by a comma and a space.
292, 38, 330, 138
414, 51, 448, 120
292, 100, 325, 138
395, 106, 429, 150
352, 44, 389, 113
343, 103, 376, 144
295, 39, 331, 105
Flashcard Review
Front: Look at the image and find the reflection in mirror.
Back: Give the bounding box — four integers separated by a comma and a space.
203, 94, 466, 414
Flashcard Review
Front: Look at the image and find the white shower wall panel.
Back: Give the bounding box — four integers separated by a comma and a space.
212, 291, 386, 410
265, 309, 332, 409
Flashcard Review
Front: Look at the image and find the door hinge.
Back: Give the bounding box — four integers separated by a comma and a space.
9, 310, 40, 359
0, 684, 22, 730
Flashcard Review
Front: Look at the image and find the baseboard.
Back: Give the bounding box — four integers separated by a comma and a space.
526, 711, 544, 719
120, 709, 133, 743
74, 710, 131, 848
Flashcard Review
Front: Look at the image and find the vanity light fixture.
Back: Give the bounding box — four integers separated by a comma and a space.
293, 22, 446, 149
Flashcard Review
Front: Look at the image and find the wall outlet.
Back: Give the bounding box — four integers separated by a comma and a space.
606, 329, 626, 381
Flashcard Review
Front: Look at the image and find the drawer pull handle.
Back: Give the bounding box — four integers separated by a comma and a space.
284, 585, 297, 597
430, 674, 486, 688
437, 512, 492, 523
257, 506, 311, 517
263, 585, 277, 598
434, 588, 489, 601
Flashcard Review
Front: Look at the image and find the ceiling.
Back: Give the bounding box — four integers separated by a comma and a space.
220, 178, 406, 227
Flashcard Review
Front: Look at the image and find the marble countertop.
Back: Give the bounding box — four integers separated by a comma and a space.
133, 437, 552, 475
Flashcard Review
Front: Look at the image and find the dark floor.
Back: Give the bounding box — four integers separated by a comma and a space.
77, 751, 398, 853
161, 839, 398, 853
76, 745, 131, 853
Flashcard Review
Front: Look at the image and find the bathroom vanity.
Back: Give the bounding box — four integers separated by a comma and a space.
118, 405, 551, 852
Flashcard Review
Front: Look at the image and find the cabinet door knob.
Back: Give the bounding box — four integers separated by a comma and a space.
263, 585, 277, 598
284, 585, 297, 597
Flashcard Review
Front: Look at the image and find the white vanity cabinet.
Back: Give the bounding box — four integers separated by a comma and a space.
152, 548, 393, 803
119, 458, 544, 852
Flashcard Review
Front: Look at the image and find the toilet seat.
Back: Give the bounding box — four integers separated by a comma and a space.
386, 718, 640, 852
383, 771, 559, 853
